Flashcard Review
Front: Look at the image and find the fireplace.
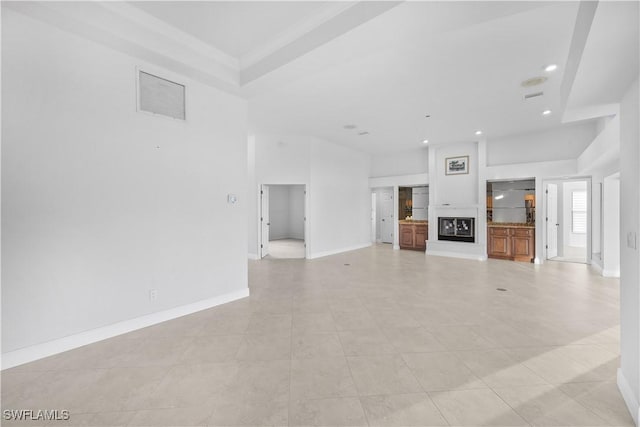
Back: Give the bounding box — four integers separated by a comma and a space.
438, 217, 475, 243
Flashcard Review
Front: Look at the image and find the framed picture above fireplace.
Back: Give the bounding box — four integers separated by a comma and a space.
445, 155, 469, 175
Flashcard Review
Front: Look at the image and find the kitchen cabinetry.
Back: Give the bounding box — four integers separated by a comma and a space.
488, 225, 534, 262
399, 221, 427, 251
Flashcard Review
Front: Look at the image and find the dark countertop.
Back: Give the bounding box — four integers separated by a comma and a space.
488, 222, 535, 228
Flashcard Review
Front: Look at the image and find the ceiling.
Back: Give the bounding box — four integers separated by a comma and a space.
130, 1, 345, 58
12, 1, 638, 155
566, 1, 640, 110
248, 1, 582, 152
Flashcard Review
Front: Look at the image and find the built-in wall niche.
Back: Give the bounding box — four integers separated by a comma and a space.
487, 179, 535, 224
398, 186, 429, 220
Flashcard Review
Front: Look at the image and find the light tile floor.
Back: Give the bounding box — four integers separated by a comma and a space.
267, 239, 306, 259
1, 244, 635, 426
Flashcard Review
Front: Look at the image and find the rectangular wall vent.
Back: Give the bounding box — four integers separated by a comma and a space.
138, 70, 185, 120
524, 91, 544, 100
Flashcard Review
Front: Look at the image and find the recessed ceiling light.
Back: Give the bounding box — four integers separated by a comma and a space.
542, 109, 552, 115
495, 194, 504, 200
343, 124, 357, 130
475, 130, 483, 135
544, 64, 558, 72
422, 139, 429, 144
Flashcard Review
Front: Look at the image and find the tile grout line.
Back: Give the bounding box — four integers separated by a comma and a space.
330, 305, 372, 427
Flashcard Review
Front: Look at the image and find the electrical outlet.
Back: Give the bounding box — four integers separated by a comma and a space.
149, 288, 158, 301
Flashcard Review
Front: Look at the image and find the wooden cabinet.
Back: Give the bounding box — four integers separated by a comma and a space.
399, 221, 427, 251
488, 226, 534, 262
488, 227, 510, 258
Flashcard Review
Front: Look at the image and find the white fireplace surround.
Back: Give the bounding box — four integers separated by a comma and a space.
426, 205, 487, 261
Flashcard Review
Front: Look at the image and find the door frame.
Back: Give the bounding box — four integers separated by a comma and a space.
542, 177, 592, 264
259, 183, 309, 259
546, 182, 559, 259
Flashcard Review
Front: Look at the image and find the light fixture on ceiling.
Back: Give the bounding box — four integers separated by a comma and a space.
542, 109, 552, 116
343, 124, 357, 130
475, 130, 483, 135
544, 64, 558, 72
521, 76, 548, 87
422, 139, 429, 144
495, 194, 504, 200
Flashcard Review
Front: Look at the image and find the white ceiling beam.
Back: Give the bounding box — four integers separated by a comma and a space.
239, 1, 402, 86
559, 1, 599, 112
562, 103, 619, 123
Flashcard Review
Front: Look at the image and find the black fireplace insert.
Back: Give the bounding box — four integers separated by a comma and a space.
438, 217, 475, 243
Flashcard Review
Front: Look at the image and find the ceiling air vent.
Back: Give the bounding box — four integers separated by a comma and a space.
524, 91, 544, 100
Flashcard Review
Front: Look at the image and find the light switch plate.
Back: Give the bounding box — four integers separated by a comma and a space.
627, 232, 637, 250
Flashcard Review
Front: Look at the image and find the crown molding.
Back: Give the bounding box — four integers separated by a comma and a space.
239, 1, 357, 69
102, 2, 239, 71
4, 1, 241, 94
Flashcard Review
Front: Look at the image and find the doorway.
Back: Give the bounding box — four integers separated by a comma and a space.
372, 187, 394, 243
544, 178, 590, 264
260, 184, 306, 259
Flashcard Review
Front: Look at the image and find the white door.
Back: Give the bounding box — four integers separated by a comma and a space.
261, 185, 270, 258
547, 183, 558, 258
380, 190, 394, 243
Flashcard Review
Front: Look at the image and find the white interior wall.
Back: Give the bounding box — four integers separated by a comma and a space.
2, 10, 248, 357
308, 138, 371, 257
591, 178, 603, 263
487, 121, 598, 166
250, 134, 370, 259
268, 186, 290, 240
370, 147, 428, 177
618, 77, 640, 424
288, 186, 305, 240
577, 114, 620, 266
248, 135, 258, 259
432, 141, 479, 206
603, 174, 620, 277
267, 185, 304, 241
577, 114, 620, 175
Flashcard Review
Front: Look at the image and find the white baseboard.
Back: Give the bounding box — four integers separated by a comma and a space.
1, 288, 250, 370
591, 262, 604, 274
248, 253, 260, 260
307, 243, 372, 259
602, 268, 620, 278
426, 250, 487, 261
617, 368, 639, 425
